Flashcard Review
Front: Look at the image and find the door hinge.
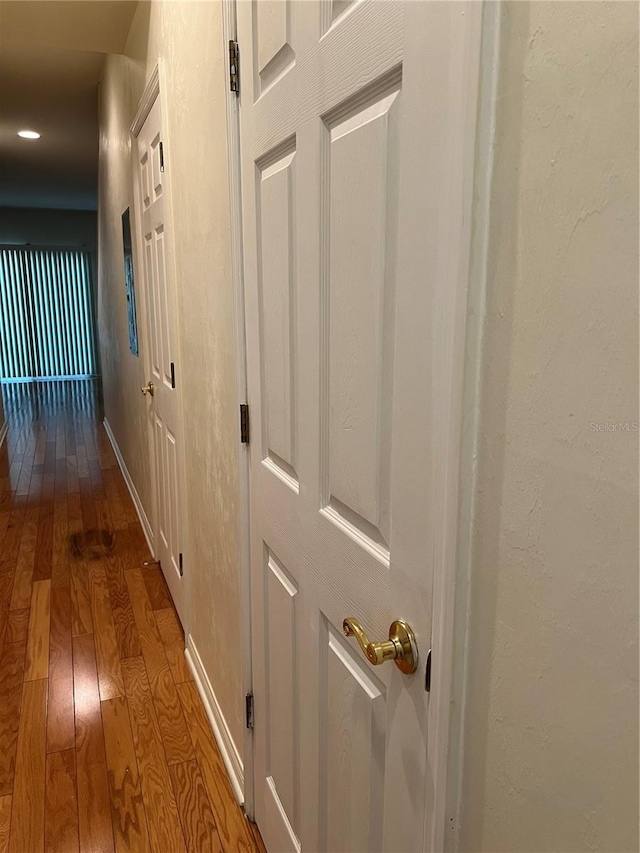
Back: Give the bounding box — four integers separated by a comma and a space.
229, 40, 240, 94
170, 362, 176, 389
178, 552, 183, 577
245, 693, 254, 729
240, 403, 250, 444
159, 140, 165, 172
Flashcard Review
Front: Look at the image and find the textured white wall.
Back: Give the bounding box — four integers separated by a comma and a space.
98, 0, 244, 751
455, 3, 639, 851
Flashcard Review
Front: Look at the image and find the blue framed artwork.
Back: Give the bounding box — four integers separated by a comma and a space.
122, 208, 139, 356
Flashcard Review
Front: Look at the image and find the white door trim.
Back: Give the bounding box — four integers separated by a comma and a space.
222, 0, 255, 819
421, 4, 489, 851
130, 65, 160, 138
130, 60, 191, 635
440, 4, 502, 851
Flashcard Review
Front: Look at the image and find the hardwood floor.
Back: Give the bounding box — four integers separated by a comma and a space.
0, 380, 263, 853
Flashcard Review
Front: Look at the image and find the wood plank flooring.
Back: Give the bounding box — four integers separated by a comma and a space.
0, 380, 262, 853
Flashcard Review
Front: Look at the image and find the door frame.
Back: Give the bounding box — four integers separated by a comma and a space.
221, 0, 490, 847
221, 0, 255, 820
130, 61, 191, 635
417, 3, 486, 850
440, 3, 502, 849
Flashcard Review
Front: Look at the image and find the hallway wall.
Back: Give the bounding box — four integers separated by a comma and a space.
97, 0, 244, 754
453, 3, 638, 851
0, 207, 97, 248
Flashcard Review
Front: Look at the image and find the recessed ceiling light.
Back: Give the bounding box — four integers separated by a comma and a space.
17, 130, 40, 139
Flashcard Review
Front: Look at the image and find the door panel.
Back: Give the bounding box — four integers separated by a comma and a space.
166, 426, 180, 576
144, 236, 160, 376
257, 146, 298, 484
256, 0, 296, 93
241, 5, 418, 851
325, 81, 400, 554
264, 549, 299, 834
323, 622, 385, 853
136, 96, 184, 621
239, 1, 480, 849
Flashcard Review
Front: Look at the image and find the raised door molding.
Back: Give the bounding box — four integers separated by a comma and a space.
131, 63, 160, 138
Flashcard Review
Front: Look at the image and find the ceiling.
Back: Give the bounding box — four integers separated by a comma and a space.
0, 1, 138, 210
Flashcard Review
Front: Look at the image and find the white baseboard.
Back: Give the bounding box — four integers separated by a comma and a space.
185, 635, 245, 806
103, 418, 154, 555
104, 419, 246, 808
0, 420, 7, 450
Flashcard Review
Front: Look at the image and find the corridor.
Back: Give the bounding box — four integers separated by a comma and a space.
0, 380, 264, 853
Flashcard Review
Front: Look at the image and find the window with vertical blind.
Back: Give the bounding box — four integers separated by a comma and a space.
0, 247, 98, 380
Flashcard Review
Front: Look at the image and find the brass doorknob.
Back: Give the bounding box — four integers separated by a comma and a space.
343, 617, 418, 674
141, 381, 154, 397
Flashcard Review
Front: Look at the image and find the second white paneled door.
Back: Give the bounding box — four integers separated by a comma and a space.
136, 94, 184, 621
238, 1, 481, 850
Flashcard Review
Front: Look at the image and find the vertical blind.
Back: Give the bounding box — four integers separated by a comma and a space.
0, 248, 98, 380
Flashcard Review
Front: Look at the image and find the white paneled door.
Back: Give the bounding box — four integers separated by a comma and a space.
238, 1, 480, 850
136, 95, 184, 621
